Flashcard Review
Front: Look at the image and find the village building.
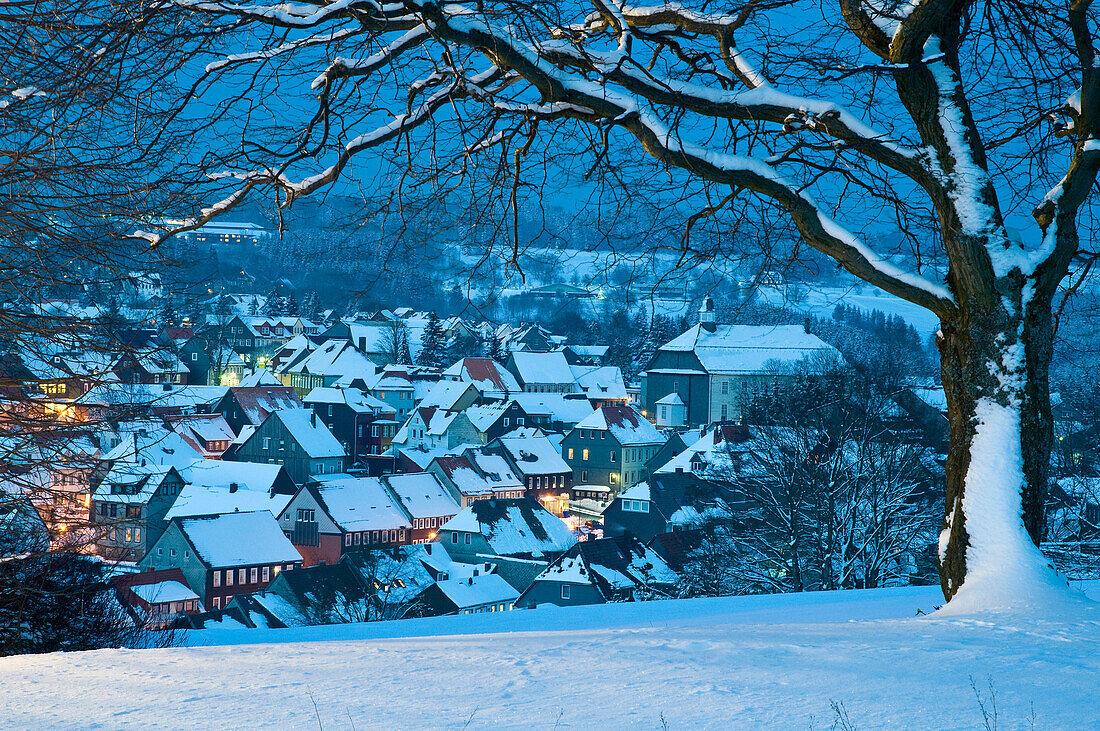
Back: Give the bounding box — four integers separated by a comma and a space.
560, 405, 667, 494
642, 298, 843, 426
278, 474, 412, 566
140, 511, 303, 610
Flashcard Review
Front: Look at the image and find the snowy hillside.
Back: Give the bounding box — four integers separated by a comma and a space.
3, 585, 1099, 729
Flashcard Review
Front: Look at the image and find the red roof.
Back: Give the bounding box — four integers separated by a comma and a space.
461, 358, 512, 393
228, 386, 304, 425
433, 454, 476, 478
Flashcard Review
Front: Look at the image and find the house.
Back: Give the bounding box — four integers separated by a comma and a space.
303, 386, 397, 463
213, 385, 304, 434
363, 371, 418, 420
230, 408, 346, 484
417, 572, 519, 616
463, 400, 532, 442
487, 434, 573, 513
177, 338, 248, 386
602, 425, 756, 541
427, 454, 524, 508
560, 405, 666, 494
113, 347, 191, 386
515, 536, 677, 608
165, 413, 235, 458
177, 459, 298, 496
436, 497, 577, 561
278, 339, 378, 396
560, 344, 608, 366
140, 510, 303, 610
383, 472, 461, 543
510, 392, 599, 432
90, 463, 185, 561
418, 380, 481, 412
440, 357, 521, 399
643, 297, 843, 425
112, 568, 203, 628
278, 474, 412, 566
505, 351, 575, 393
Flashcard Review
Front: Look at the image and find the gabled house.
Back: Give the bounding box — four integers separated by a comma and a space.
140, 510, 303, 610
278, 474, 412, 566
427, 453, 524, 508
165, 413, 235, 458
230, 408, 347, 484
91, 463, 185, 561
488, 434, 573, 509
560, 405, 667, 494
436, 497, 577, 561
515, 536, 677, 608
417, 572, 519, 616
177, 338, 247, 386
383, 472, 461, 543
213, 385, 304, 434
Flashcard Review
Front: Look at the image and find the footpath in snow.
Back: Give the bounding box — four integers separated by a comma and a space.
1, 584, 1098, 729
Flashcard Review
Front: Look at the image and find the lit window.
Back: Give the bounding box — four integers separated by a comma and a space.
250, 567, 259, 583
582, 449, 589, 461
213, 571, 221, 587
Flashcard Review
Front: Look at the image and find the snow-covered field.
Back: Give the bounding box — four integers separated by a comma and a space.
3, 585, 1098, 729
755, 284, 943, 336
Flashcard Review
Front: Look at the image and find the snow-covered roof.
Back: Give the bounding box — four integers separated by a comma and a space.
224, 386, 304, 425
655, 392, 684, 406
617, 481, 651, 501
659, 324, 842, 375
467, 452, 524, 490
570, 365, 628, 400
432, 455, 498, 496
419, 380, 476, 411
536, 554, 592, 585
384, 472, 461, 519
237, 369, 283, 388
495, 435, 571, 476
433, 573, 519, 609
440, 498, 577, 557
165, 483, 293, 521
464, 402, 511, 432
178, 460, 286, 493
176, 511, 302, 567
103, 428, 203, 470
284, 339, 377, 382
313, 474, 411, 532
510, 393, 596, 426
269, 409, 345, 459
574, 406, 665, 445
509, 351, 575, 386
130, 580, 198, 604
304, 387, 395, 415
94, 462, 178, 504
442, 358, 520, 395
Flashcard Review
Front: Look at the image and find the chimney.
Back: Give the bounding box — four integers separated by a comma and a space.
699, 296, 717, 333
425, 543, 432, 555
473, 568, 479, 577
229, 481, 239, 493
311, 410, 317, 427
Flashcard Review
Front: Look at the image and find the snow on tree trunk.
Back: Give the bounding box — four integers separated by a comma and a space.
937, 275, 1081, 612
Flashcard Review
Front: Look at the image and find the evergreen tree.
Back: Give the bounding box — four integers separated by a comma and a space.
397, 327, 412, 365
285, 293, 300, 317
301, 291, 319, 320
417, 312, 447, 367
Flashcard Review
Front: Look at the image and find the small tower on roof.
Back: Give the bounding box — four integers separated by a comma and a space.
699, 296, 717, 333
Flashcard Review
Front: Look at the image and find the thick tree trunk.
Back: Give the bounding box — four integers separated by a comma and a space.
937, 275, 1058, 606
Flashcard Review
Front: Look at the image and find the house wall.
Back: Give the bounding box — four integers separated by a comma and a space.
644, 351, 710, 425
140, 523, 209, 602
436, 529, 493, 562
560, 431, 625, 492
232, 416, 345, 484
516, 580, 603, 609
